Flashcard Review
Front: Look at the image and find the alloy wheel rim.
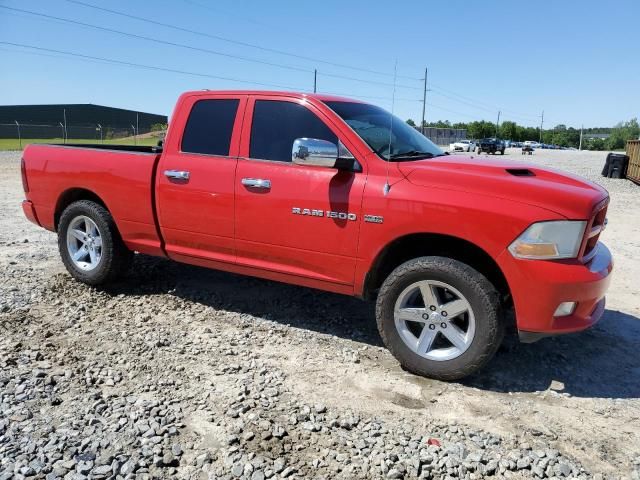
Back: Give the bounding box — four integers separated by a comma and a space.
66, 215, 103, 271
394, 280, 475, 361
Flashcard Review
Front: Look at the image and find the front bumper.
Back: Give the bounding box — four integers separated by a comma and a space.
497, 242, 613, 341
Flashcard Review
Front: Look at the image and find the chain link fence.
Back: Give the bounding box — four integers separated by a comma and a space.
1, 121, 463, 150
0, 122, 165, 149
416, 127, 467, 146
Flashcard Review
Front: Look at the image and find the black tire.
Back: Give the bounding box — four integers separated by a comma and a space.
500, 149, 505, 155
375, 256, 503, 381
58, 200, 132, 286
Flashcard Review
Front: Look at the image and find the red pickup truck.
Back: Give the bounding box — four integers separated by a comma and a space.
21, 90, 613, 380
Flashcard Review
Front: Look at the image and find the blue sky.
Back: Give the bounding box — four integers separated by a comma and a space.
1, 0, 638, 128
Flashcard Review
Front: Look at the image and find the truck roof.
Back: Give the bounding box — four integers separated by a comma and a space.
182, 90, 366, 104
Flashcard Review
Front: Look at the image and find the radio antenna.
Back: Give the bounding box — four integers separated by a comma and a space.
383, 60, 398, 196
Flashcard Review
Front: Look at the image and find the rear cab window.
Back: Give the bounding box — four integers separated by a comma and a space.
181, 99, 240, 156
249, 100, 337, 162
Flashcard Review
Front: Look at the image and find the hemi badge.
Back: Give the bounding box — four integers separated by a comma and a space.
364, 215, 383, 224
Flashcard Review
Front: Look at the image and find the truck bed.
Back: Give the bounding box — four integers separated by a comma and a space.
22, 143, 164, 256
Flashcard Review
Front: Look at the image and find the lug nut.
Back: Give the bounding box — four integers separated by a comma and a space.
441, 322, 447, 328
428, 324, 436, 330
441, 311, 448, 317
429, 305, 437, 311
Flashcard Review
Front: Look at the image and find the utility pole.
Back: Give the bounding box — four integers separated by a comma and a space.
14, 121, 21, 149
97, 124, 103, 143
495, 111, 501, 137
539, 110, 544, 143
313, 69, 317, 93
63, 108, 68, 144
579, 124, 583, 150
421, 67, 428, 134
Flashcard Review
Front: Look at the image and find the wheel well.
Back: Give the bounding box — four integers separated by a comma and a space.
363, 233, 511, 303
54, 188, 107, 231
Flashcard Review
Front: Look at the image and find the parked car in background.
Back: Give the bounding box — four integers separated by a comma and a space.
523, 141, 540, 149
522, 144, 534, 155
477, 138, 505, 155
449, 139, 475, 152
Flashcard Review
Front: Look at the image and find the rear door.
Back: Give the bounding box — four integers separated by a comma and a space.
234, 96, 366, 289
156, 93, 246, 264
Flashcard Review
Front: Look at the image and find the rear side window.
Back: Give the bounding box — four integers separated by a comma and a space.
181, 99, 239, 155
250, 100, 337, 162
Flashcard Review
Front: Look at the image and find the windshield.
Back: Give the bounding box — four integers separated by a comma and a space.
324, 101, 444, 161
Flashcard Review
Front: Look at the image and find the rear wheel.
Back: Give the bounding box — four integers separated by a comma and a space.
376, 256, 503, 380
58, 200, 132, 285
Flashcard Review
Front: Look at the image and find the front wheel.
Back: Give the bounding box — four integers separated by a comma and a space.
375, 257, 503, 380
58, 200, 132, 286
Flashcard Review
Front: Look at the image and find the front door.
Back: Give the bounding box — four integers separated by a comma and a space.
156, 94, 246, 264
235, 97, 366, 288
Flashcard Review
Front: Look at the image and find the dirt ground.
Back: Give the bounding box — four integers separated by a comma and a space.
0, 148, 638, 479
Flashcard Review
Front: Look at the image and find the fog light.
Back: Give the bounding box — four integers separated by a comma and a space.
554, 302, 576, 317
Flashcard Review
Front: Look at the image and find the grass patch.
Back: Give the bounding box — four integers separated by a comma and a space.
0, 137, 160, 151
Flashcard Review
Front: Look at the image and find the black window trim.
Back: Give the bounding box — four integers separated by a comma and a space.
179, 97, 240, 157
247, 98, 341, 165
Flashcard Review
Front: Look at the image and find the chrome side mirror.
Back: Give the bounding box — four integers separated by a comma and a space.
292, 138, 338, 168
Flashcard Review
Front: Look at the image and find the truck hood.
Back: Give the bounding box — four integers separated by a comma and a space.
397, 155, 608, 219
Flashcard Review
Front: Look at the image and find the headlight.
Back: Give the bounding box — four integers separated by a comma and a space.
508, 220, 586, 259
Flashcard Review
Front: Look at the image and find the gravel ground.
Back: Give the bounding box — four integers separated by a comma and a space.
1, 148, 639, 480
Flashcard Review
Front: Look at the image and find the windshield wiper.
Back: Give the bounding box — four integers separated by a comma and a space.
389, 150, 435, 160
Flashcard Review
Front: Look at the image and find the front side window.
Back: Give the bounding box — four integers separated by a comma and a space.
250, 100, 337, 162
324, 101, 444, 161
181, 99, 239, 155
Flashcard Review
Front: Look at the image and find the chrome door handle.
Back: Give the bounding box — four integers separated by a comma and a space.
241, 178, 271, 189
164, 170, 190, 180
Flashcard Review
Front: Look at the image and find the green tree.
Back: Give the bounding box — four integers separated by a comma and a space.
467, 121, 496, 140
584, 138, 606, 151
606, 118, 639, 150
150, 123, 168, 132
406, 119, 416, 127
499, 121, 517, 140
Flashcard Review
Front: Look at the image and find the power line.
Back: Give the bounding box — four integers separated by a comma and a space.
429, 89, 497, 114
8, 4, 546, 122
429, 84, 541, 121
0, 41, 424, 108
316, 71, 420, 90
0, 6, 313, 74
2, 5, 424, 92
61, 0, 422, 81
426, 103, 487, 120
323, 92, 421, 103
0, 41, 302, 90
0, 43, 567, 127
